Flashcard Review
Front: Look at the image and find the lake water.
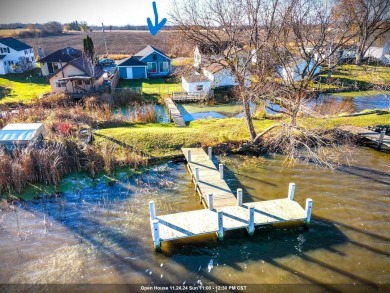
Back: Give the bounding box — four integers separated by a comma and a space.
0, 147, 389, 291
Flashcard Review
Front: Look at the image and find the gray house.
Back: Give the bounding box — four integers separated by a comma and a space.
118, 45, 171, 79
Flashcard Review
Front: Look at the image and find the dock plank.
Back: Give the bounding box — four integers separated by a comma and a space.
157, 199, 306, 241
339, 125, 390, 148
182, 147, 237, 208
164, 98, 186, 127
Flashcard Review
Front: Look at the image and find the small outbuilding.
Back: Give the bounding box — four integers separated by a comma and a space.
182, 71, 211, 94
0, 123, 45, 149
117, 57, 148, 79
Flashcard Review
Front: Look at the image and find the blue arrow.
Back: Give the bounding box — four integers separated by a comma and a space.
147, 1, 167, 36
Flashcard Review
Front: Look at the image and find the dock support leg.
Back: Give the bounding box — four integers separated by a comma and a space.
208, 147, 212, 160
208, 193, 213, 210
149, 201, 156, 220
217, 211, 224, 241
237, 188, 243, 206
288, 183, 295, 201
187, 149, 191, 163
305, 198, 313, 225
219, 164, 224, 179
247, 207, 255, 236
194, 167, 200, 191
152, 219, 161, 251
377, 130, 385, 150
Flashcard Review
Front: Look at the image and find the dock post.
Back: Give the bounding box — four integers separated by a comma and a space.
194, 167, 200, 190
247, 207, 255, 236
208, 147, 212, 160
187, 149, 192, 163
208, 193, 213, 210
152, 219, 161, 251
288, 183, 296, 200
377, 130, 385, 150
305, 198, 313, 225
237, 188, 243, 206
217, 211, 224, 241
219, 164, 224, 179
149, 201, 156, 220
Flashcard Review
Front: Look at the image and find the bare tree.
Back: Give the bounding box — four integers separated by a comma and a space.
336, 0, 390, 65
170, 0, 281, 141
171, 0, 356, 167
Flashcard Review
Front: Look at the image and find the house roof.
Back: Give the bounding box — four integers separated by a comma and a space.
0, 55, 6, 60
0, 123, 44, 142
203, 60, 229, 74
49, 57, 104, 80
134, 45, 171, 61
117, 56, 147, 67
183, 71, 209, 83
39, 47, 82, 63
0, 37, 32, 51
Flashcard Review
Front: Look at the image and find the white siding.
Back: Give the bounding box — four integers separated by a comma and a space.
0, 46, 35, 75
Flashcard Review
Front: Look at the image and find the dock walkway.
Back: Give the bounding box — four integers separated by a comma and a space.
339, 125, 390, 150
182, 147, 237, 209
149, 148, 312, 250
163, 98, 186, 127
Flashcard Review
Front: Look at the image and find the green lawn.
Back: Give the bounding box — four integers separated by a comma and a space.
0, 68, 51, 104
329, 90, 390, 97
117, 77, 183, 96
318, 64, 390, 90
95, 113, 390, 158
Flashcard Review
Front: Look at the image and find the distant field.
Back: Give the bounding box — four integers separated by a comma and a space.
6, 30, 192, 57
0, 28, 31, 37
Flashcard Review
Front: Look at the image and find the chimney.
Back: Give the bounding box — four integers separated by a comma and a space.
38, 47, 45, 59
59, 59, 64, 78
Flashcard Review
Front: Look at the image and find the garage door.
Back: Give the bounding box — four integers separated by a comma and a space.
126, 68, 133, 79
132, 67, 146, 79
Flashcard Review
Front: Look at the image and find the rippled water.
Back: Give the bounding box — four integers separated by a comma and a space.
0, 148, 389, 291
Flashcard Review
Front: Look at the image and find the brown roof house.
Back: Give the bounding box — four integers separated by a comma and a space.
48, 57, 105, 97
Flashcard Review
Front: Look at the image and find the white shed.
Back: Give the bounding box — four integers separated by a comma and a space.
0, 123, 45, 148
182, 71, 211, 94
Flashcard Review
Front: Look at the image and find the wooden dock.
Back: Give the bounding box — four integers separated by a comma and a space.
163, 98, 186, 127
183, 147, 237, 209
339, 125, 390, 150
172, 91, 209, 103
149, 147, 312, 251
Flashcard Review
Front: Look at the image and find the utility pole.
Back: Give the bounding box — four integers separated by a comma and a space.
102, 22, 108, 56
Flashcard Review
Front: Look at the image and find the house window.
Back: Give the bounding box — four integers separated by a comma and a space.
24, 50, 27, 55
147, 62, 157, 73
84, 80, 91, 85
55, 81, 67, 88
8, 61, 11, 65
196, 85, 204, 91
7, 48, 10, 53
53, 64, 59, 72
30, 49, 33, 53
76, 80, 83, 86
152, 54, 157, 61
0, 48, 2, 53
31, 57, 34, 62
159, 62, 169, 72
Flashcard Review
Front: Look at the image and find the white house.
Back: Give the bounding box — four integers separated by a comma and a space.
202, 61, 251, 88
181, 71, 211, 93
364, 40, 390, 65
0, 37, 35, 75
276, 59, 322, 82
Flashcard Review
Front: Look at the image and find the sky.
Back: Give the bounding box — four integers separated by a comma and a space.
0, 0, 173, 26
